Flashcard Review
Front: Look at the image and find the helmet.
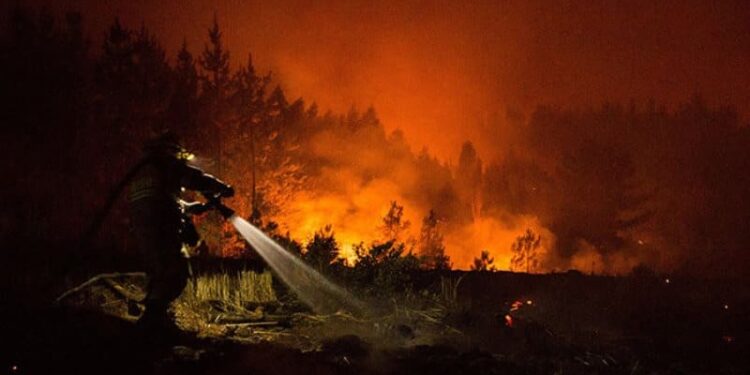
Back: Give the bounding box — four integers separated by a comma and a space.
144, 131, 194, 160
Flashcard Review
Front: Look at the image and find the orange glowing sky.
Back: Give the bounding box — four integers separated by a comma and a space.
20, 0, 750, 159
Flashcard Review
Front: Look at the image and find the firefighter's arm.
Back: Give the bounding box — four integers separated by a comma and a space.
179, 163, 234, 198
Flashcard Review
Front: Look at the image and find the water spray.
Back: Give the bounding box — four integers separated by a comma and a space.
207, 195, 363, 314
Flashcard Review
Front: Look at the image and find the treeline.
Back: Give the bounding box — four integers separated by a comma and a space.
3, 7, 749, 278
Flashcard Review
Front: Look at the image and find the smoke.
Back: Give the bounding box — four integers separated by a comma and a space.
20, 0, 750, 158
257, 110, 557, 271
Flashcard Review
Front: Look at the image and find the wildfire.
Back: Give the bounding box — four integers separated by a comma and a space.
281, 193, 554, 269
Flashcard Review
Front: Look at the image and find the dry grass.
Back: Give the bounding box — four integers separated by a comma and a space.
175, 269, 277, 334
183, 269, 277, 306
439, 274, 465, 309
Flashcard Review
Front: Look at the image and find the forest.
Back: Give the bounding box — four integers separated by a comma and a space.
3, 5, 750, 375
2, 6, 750, 281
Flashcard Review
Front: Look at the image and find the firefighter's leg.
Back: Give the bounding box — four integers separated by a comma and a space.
140, 239, 188, 331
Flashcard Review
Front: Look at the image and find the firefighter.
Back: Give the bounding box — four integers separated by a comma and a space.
127, 132, 233, 333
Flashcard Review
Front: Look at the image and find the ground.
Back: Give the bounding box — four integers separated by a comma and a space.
2, 270, 748, 375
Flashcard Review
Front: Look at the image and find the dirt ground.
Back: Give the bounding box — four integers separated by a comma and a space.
2, 271, 748, 375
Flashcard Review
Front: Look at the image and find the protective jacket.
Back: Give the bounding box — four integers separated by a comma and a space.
127, 148, 232, 329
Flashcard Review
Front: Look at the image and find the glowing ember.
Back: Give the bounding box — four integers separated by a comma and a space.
504, 314, 513, 328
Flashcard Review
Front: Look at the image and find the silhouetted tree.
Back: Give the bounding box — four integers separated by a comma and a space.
198, 13, 231, 170
471, 250, 496, 272
304, 225, 341, 272
380, 201, 411, 244
196, 16, 235, 255
230, 54, 268, 216
418, 210, 451, 270
168, 40, 199, 138
253, 86, 307, 219
511, 229, 541, 273
200, 15, 230, 101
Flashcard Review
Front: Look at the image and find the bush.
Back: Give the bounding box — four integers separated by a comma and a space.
346, 240, 421, 295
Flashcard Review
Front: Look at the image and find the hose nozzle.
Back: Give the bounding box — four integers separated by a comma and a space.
205, 194, 235, 218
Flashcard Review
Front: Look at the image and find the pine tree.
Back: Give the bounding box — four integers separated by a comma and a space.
198, 14, 231, 172
197, 15, 233, 255
380, 201, 411, 244
168, 40, 199, 137
131, 24, 170, 132
511, 229, 541, 273
231, 53, 269, 219
200, 15, 230, 100
418, 209, 451, 270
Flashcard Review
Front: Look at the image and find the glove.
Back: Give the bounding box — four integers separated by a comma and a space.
222, 184, 235, 198
183, 201, 209, 215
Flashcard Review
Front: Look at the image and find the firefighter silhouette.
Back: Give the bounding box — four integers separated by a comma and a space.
127, 132, 233, 331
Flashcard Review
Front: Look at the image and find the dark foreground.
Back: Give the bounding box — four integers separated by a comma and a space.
2, 270, 748, 375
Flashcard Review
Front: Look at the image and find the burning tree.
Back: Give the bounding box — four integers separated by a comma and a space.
471, 250, 496, 272
511, 228, 541, 273
380, 201, 411, 245
418, 209, 451, 270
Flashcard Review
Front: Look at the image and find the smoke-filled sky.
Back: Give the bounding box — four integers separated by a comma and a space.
20, 0, 750, 158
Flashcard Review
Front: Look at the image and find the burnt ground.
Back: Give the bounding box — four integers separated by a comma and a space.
1, 269, 749, 375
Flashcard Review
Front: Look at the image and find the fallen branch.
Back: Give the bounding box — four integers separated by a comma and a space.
213, 312, 265, 324
101, 277, 145, 303
55, 272, 146, 304
222, 321, 280, 327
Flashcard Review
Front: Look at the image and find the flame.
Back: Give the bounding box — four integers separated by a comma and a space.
279, 193, 556, 269
280, 177, 421, 263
